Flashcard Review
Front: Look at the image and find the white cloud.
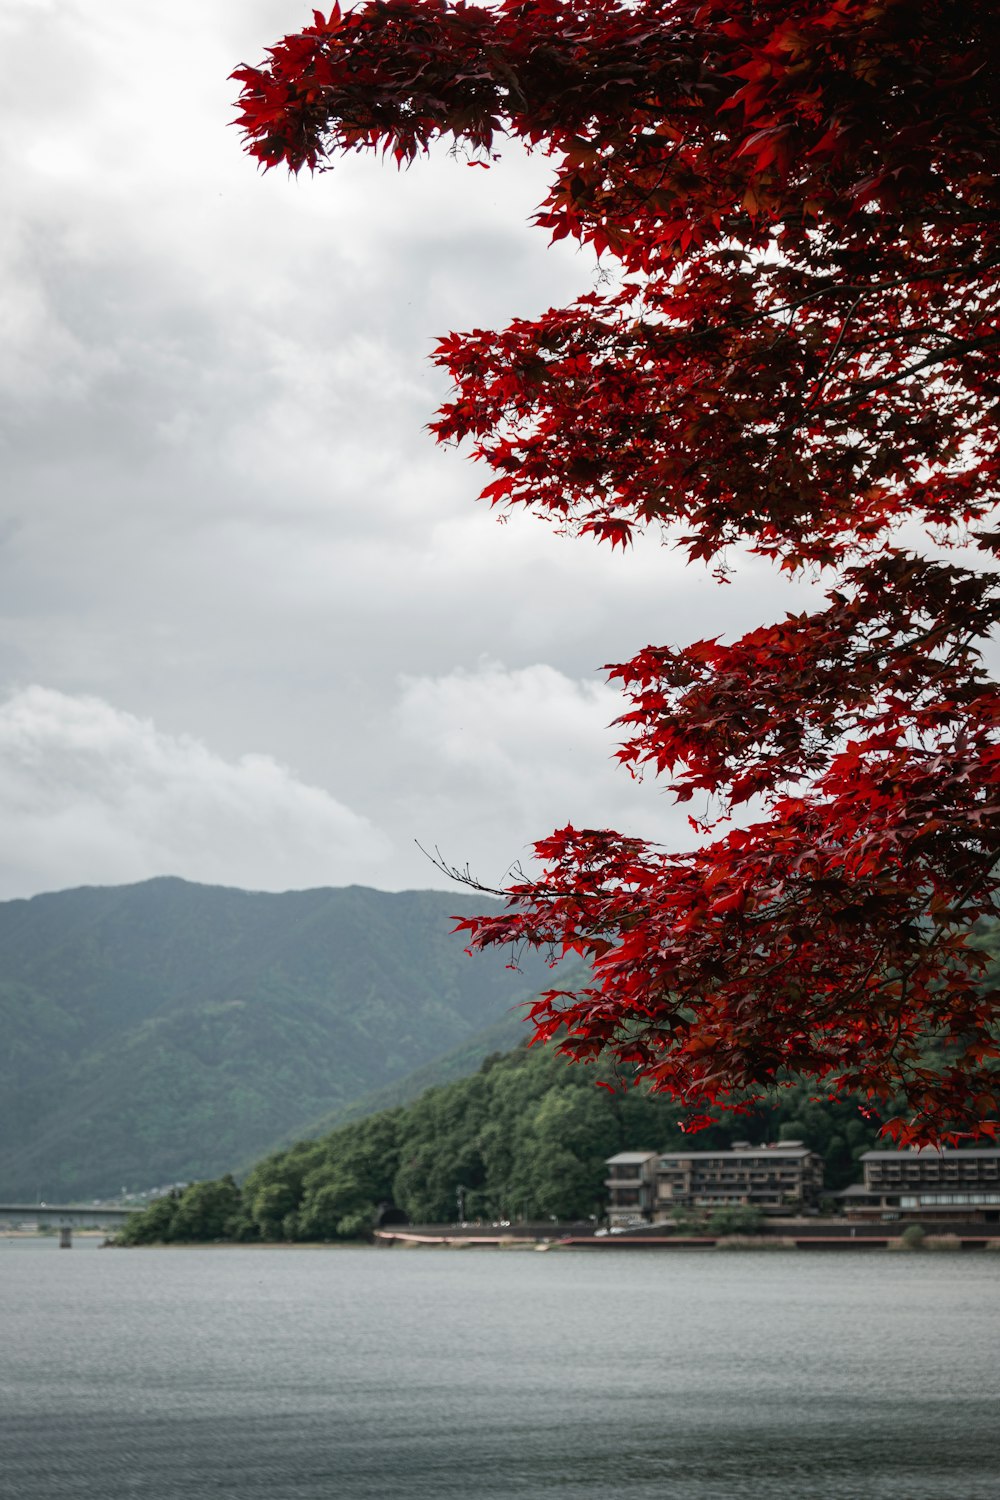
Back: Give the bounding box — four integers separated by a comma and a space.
392, 660, 695, 887
0, 686, 391, 898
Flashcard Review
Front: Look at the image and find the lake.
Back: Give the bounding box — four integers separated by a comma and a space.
1, 1237, 998, 1499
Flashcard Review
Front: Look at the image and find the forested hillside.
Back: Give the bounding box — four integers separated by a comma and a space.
117, 1042, 884, 1244
0, 878, 556, 1199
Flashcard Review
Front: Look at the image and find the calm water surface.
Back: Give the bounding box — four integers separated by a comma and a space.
1, 1237, 997, 1499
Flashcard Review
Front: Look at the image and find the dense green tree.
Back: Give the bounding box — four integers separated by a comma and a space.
248, 1181, 301, 1240
169, 1175, 244, 1242
505, 1087, 618, 1221
117, 1177, 249, 1245
116, 1042, 884, 1243
117, 1193, 181, 1246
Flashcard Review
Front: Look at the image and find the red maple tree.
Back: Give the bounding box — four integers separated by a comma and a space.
233, 0, 1000, 1142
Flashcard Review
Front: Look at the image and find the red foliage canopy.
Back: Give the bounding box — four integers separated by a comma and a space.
234, 0, 1000, 1142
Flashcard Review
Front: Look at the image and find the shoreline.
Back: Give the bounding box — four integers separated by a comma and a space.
40, 1229, 1000, 1252
374, 1228, 1000, 1252
12, 1220, 1000, 1252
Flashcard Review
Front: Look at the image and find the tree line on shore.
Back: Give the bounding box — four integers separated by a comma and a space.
115, 1042, 881, 1244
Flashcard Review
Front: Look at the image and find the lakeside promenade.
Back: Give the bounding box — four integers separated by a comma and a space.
375, 1217, 1000, 1250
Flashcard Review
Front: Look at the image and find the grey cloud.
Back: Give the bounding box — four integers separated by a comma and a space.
0, 685, 391, 899
0, 0, 826, 899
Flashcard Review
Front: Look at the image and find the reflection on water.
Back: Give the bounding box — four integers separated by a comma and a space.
1, 1237, 998, 1499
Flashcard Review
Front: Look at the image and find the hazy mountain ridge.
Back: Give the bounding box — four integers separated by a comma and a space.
0, 877, 554, 1200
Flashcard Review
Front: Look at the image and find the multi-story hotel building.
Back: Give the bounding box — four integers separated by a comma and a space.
606, 1143, 1000, 1226
840, 1147, 1000, 1222
604, 1151, 659, 1225
606, 1142, 824, 1225
655, 1142, 824, 1216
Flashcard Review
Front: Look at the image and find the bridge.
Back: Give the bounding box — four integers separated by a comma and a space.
0, 1202, 134, 1246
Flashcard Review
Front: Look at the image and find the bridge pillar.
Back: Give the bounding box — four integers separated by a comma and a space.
59, 1225, 72, 1249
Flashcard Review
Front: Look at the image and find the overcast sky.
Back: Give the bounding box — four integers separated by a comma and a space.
0, 0, 826, 902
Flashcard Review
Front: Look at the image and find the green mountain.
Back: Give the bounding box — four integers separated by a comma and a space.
252, 1009, 526, 1162
254, 956, 592, 1159
0, 877, 558, 1200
